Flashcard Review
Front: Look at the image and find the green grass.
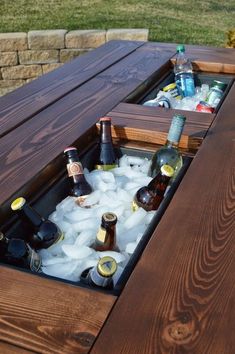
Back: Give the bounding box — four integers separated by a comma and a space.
0, 0, 234, 46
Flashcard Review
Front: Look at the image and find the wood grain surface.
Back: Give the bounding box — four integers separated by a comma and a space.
0, 341, 37, 354
0, 43, 175, 207
0, 266, 116, 354
0, 40, 144, 138
105, 102, 215, 150
90, 83, 235, 353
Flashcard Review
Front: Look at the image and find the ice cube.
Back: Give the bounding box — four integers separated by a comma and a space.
144, 211, 155, 225
81, 190, 101, 207
119, 154, 129, 167
125, 242, 138, 254
123, 208, 147, 229
56, 196, 76, 213
72, 217, 100, 233
97, 251, 126, 264
62, 244, 93, 259
42, 260, 80, 281
117, 223, 146, 250
111, 166, 132, 176
75, 229, 96, 247
64, 207, 94, 223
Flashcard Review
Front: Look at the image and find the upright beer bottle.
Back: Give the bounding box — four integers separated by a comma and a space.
64, 146, 92, 205
92, 212, 119, 252
95, 117, 118, 170
0, 232, 41, 272
11, 197, 63, 250
80, 256, 117, 290
133, 164, 174, 212
149, 114, 186, 178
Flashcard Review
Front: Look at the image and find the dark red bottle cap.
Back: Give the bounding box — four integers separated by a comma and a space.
63, 146, 78, 154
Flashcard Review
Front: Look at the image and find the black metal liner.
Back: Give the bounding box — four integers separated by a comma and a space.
1, 144, 192, 296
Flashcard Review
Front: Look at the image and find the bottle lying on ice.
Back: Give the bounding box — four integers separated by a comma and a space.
11, 197, 63, 250
0, 232, 41, 272
148, 114, 186, 179
133, 164, 174, 212
92, 212, 119, 252
95, 117, 118, 171
80, 256, 117, 290
64, 146, 93, 205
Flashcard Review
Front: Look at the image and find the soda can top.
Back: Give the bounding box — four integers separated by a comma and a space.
100, 116, 111, 122
63, 146, 77, 154
97, 256, 117, 277
11, 197, 26, 210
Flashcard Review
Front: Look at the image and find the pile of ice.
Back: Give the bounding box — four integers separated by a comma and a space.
143, 84, 210, 111
39, 155, 158, 285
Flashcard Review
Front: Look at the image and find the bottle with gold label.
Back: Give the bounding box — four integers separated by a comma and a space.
133, 164, 174, 212
0, 232, 41, 272
92, 212, 119, 252
149, 114, 186, 179
95, 117, 118, 171
80, 256, 117, 289
11, 197, 63, 250
64, 146, 92, 205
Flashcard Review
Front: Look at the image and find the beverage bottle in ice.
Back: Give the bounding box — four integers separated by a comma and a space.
64, 146, 92, 204
92, 212, 119, 252
132, 164, 174, 212
95, 117, 118, 170
205, 80, 227, 108
0, 232, 41, 272
11, 197, 64, 250
148, 114, 186, 178
80, 256, 117, 289
174, 44, 195, 97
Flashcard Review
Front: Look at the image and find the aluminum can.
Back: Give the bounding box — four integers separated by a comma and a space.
205, 80, 226, 108
196, 101, 214, 113
155, 96, 171, 108
163, 82, 181, 99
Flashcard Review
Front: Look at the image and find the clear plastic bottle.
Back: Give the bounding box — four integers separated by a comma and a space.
174, 44, 195, 97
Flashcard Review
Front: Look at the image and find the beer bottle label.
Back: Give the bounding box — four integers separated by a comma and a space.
67, 162, 83, 177
132, 200, 139, 212
96, 227, 107, 243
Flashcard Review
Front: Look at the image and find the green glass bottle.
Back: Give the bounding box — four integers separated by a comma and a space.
11, 197, 64, 250
95, 117, 118, 170
133, 164, 174, 212
80, 256, 117, 290
148, 114, 186, 178
92, 212, 119, 252
0, 232, 41, 272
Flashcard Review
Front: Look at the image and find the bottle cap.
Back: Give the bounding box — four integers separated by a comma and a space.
97, 256, 117, 277
63, 146, 78, 154
11, 197, 26, 211
176, 44, 185, 53
102, 212, 117, 225
160, 164, 174, 177
100, 117, 111, 122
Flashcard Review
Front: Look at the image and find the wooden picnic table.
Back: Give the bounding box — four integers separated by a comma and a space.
0, 40, 234, 354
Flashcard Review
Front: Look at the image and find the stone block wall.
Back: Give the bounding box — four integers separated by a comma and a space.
0, 29, 148, 96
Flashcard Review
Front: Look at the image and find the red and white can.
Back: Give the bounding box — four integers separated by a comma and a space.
196, 101, 215, 113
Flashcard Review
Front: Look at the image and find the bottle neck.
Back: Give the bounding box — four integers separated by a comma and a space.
165, 139, 179, 149
19, 204, 43, 228
148, 172, 171, 192
100, 121, 112, 143
65, 152, 85, 182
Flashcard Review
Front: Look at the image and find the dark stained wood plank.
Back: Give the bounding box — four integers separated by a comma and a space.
0, 341, 36, 354
0, 43, 175, 207
0, 266, 116, 354
91, 83, 235, 354
148, 41, 235, 73
0, 40, 144, 137
105, 102, 215, 149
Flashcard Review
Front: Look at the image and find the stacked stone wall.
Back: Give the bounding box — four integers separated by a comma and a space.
0, 29, 148, 96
